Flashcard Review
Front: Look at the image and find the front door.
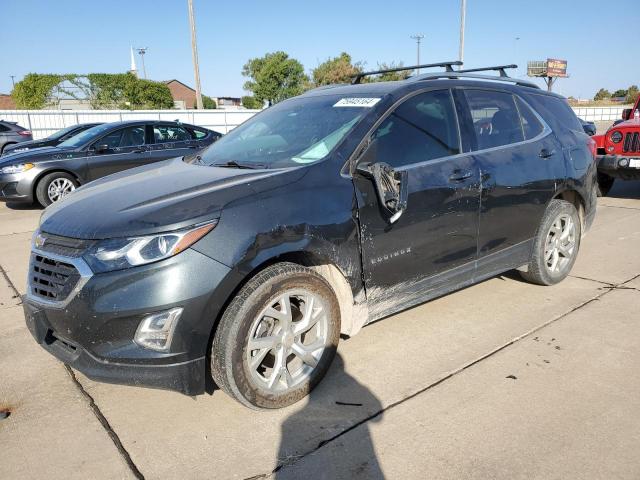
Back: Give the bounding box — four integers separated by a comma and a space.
460, 89, 564, 269
352, 89, 481, 319
86, 125, 150, 181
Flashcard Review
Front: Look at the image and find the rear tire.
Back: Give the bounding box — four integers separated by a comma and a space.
35, 172, 78, 207
211, 262, 340, 409
520, 199, 581, 286
596, 172, 614, 197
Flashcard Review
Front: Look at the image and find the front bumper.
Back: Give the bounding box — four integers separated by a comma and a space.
597, 155, 640, 180
0, 171, 35, 203
23, 247, 236, 395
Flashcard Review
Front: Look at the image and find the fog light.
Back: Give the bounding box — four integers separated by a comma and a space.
134, 307, 183, 352
619, 158, 629, 167
607, 146, 615, 152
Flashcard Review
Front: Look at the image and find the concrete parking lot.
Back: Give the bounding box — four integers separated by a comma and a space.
1, 180, 639, 480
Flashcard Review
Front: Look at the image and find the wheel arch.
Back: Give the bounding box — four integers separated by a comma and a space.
553, 188, 586, 234
32, 168, 82, 198
1, 142, 17, 153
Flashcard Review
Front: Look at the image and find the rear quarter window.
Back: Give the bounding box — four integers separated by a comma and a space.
524, 93, 582, 134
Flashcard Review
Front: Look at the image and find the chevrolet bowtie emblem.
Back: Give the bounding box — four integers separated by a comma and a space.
34, 233, 46, 248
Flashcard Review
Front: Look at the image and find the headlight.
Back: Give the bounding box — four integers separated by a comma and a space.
83, 222, 216, 273
0, 163, 34, 174
610, 131, 623, 143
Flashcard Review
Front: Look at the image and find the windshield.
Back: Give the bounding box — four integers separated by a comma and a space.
46, 125, 82, 141
198, 95, 375, 168
58, 124, 113, 148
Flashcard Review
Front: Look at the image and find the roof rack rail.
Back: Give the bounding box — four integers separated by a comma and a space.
458, 64, 518, 78
351, 61, 463, 84
409, 72, 540, 89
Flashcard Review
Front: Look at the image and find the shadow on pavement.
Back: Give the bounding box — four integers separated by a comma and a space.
275, 353, 384, 479
6, 202, 42, 211
606, 179, 640, 200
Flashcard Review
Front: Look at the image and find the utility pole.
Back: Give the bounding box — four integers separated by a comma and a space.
187, 0, 204, 110
459, 0, 467, 70
136, 47, 148, 79
9, 76, 15, 88
410, 34, 425, 74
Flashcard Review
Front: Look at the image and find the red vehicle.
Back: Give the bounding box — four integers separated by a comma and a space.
594, 98, 640, 195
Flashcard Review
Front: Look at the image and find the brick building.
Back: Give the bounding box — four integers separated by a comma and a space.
0, 94, 16, 110
164, 79, 198, 109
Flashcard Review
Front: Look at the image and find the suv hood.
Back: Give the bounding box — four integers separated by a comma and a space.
40, 158, 304, 239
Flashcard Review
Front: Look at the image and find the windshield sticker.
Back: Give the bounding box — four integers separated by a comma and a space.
334, 98, 381, 108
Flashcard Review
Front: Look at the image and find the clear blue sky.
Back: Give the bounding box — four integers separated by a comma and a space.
2, 0, 638, 100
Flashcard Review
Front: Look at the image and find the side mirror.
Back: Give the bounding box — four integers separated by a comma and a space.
622, 108, 633, 121
356, 162, 408, 224
94, 144, 110, 153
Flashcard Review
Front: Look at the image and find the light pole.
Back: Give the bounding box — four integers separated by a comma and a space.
410, 34, 425, 74
136, 47, 148, 79
459, 0, 467, 70
187, 0, 204, 110
10, 76, 15, 88
514, 37, 520, 76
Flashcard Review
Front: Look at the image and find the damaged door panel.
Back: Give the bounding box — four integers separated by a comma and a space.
352, 89, 481, 317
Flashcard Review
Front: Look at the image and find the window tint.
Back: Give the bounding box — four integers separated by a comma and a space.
515, 97, 544, 139
464, 90, 524, 149
190, 128, 208, 139
0, 124, 10, 133
524, 93, 583, 133
97, 126, 145, 149
368, 90, 460, 168
153, 125, 192, 143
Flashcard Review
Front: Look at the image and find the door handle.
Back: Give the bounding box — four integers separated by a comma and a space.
539, 148, 556, 159
449, 170, 473, 182
187, 145, 199, 149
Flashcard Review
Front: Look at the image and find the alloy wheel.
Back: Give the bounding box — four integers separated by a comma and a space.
544, 213, 576, 274
246, 289, 329, 393
47, 178, 75, 203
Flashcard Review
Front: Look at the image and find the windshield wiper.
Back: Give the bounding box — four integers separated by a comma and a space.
211, 160, 266, 170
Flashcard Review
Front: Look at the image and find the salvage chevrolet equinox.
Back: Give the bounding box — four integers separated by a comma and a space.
24, 62, 597, 409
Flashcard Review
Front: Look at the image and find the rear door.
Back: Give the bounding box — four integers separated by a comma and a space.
353, 89, 481, 318
86, 125, 150, 180
459, 88, 564, 269
148, 123, 198, 163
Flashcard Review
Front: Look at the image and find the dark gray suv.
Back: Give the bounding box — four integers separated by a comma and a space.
0, 120, 220, 206
0, 120, 32, 154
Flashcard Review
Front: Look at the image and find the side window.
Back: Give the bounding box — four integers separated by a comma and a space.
96, 126, 145, 149
0, 124, 10, 133
153, 125, 192, 144
464, 90, 524, 149
515, 97, 544, 140
98, 130, 124, 149
524, 93, 583, 133
190, 128, 208, 139
368, 90, 460, 169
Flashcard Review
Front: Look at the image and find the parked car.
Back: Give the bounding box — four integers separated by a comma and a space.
2, 123, 103, 156
0, 120, 32, 154
0, 120, 220, 206
593, 97, 640, 196
23, 63, 597, 409
579, 118, 596, 136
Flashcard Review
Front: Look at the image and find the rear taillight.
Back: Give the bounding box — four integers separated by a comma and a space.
18, 130, 31, 137
588, 137, 596, 159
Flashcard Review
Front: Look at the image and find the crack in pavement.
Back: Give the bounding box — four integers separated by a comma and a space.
248, 271, 640, 479
65, 367, 145, 480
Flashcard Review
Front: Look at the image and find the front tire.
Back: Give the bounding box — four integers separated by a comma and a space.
35, 172, 78, 207
211, 263, 340, 409
520, 199, 581, 286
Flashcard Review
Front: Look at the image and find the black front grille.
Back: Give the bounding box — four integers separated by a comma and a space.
30, 254, 81, 301
36, 231, 95, 258
623, 132, 640, 153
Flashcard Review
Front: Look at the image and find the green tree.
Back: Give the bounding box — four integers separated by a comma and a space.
372, 62, 413, 82
612, 88, 628, 98
241, 95, 263, 109
593, 88, 611, 101
196, 95, 217, 109
242, 51, 308, 105
625, 85, 639, 105
12, 73, 67, 109
312, 52, 362, 86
